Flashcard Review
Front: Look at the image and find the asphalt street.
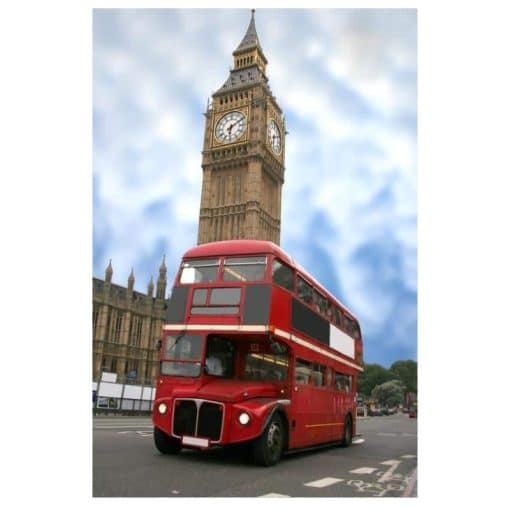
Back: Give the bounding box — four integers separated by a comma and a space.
93, 412, 417, 497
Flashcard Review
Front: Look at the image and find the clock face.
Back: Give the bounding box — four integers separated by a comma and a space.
214, 111, 247, 144
267, 119, 282, 154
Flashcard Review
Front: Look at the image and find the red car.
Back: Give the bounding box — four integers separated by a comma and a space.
409, 407, 417, 418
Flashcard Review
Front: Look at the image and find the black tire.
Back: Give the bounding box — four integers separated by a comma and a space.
253, 413, 285, 466
154, 427, 182, 454
340, 414, 352, 447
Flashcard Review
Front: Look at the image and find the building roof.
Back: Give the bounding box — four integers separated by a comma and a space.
234, 9, 262, 54
216, 64, 268, 94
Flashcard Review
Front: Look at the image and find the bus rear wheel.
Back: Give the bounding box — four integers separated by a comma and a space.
253, 414, 284, 466
154, 427, 182, 454
340, 414, 352, 447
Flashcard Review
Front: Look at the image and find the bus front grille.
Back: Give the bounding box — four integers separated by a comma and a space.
173, 399, 224, 442
197, 402, 223, 441
173, 400, 197, 436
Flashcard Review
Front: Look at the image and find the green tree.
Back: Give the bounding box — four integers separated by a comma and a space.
371, 380, 405, 407
358, 364, 393, 399
389, 360, 417, 394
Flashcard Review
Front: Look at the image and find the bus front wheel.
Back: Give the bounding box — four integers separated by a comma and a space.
253, 414, 284, 466
154, 427, 182, 454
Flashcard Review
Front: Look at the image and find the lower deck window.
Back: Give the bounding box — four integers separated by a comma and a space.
295, 359, 313, 384
243, 351, 289, 381
335, 372, 352, 391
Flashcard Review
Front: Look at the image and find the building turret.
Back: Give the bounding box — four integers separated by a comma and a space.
105, 259, 113, 284
127, 268, 135, 292
156, 255, 167, 299
147, 275, 154, 298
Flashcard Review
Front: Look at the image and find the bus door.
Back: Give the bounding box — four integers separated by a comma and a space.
291, 359, 334, 447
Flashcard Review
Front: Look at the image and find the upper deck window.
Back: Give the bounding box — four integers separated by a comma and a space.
334, 308, 344, 328
297, 276, 313, 304
180, 258, 220, 284
344, 316, 361, 339
312, 289, 328, 315
272, 259, 294, 291
222, 256, 266, 282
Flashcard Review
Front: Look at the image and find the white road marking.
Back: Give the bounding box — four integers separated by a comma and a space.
259, 493, 290, 497
117, 431, 130, 434
377, 432, 397, 437
352, 438, 365, 444
304, 477, 344, 488
401, 454, 417, 459
350, 467, 378, 474
378, 460, 402, 483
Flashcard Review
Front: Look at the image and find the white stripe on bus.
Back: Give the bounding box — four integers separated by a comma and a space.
163, 324, 268, 332
275, 328, 363, 372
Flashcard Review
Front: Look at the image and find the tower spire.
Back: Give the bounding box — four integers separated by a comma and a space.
156, 255, 167, 299
105, 259, 113, 284
235, 9, 261, 53
127, 267, 135, 291
147, 275, 154, 297
232, 9, 267, 74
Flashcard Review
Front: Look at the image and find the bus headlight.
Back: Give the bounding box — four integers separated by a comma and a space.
238, 412, 251, 425
158, 402, 168, 415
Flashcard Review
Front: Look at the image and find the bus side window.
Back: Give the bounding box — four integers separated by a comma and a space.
335, 372, 343, 391
335, 372, 352, 392
312, 289, 321, 313
312, 364, 327, 387
334, 308, 343, 328
345, 315, 359, 338
326, 301, 333, 321
297, 276, 313, 305
272, 259, 294, 291
295, 358, 312, 384
324, 366, 333, 387
316, 292, 328, 315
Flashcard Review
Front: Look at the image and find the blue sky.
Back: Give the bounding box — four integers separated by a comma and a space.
93, 8, 417, 368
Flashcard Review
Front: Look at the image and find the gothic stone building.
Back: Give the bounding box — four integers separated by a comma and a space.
93, 11, 285, 394
92, 258, 167, 387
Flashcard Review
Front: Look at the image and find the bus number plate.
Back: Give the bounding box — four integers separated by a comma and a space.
181, 436, 210, 448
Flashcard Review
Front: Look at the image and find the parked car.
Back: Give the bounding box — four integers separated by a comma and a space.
409, 407, 417, 418
357, 406, 365, 417
368, 408, 382, 416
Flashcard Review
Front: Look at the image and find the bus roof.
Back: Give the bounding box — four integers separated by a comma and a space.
182, 240, 359, 322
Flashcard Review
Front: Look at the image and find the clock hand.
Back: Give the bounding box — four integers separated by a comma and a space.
229, 117, 244, 129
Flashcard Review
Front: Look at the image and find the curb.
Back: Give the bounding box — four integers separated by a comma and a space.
401, 467, 417, 497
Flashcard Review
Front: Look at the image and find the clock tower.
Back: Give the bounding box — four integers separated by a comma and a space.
197, 10, 286, 245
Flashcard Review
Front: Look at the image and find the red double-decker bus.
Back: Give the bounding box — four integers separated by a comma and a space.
152, 240, 363, 465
